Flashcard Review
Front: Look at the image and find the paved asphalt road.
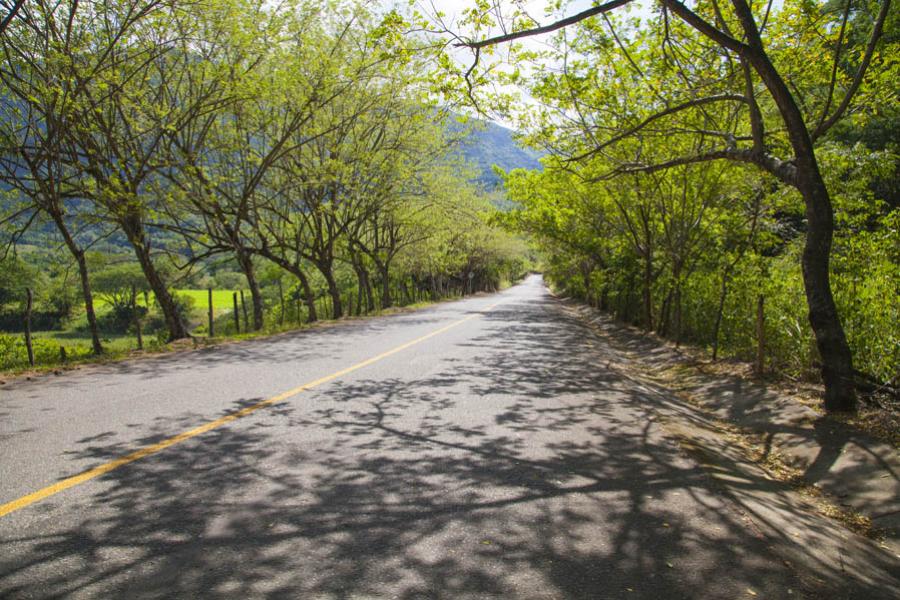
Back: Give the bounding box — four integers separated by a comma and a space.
1, 275, 811, 598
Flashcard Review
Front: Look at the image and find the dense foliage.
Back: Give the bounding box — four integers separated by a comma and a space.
453, 0, 898, 402
1, 0, 896, 415
0, 0, 530, 368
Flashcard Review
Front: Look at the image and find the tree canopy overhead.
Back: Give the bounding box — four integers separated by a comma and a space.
437, 0, 897, 412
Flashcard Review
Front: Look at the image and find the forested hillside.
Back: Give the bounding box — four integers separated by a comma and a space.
454, 119, 543, 188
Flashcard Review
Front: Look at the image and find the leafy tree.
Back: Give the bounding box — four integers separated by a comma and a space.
453, 0, 895, 411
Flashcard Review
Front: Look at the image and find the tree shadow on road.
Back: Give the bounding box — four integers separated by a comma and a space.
3, 294, 888, 598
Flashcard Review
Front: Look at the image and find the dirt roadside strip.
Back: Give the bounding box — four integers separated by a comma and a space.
559, 297, 900, 597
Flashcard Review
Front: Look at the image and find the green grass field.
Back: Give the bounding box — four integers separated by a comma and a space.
93, 289, 239, 316
174, 289, 240, 316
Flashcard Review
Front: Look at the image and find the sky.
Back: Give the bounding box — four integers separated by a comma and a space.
394, 0, 656, 127
404, 0, 606, 128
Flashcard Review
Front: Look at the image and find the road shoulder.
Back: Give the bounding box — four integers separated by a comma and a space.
558, 297, 900, 597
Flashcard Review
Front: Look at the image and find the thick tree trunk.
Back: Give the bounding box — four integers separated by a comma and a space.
798, 178, 856, 411
121, 214, 188, 341
735, 32, 856, 410
236, 251, 264, 331
317, 263, 343, 319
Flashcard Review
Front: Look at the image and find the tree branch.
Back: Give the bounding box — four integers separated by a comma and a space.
593, 147, 797, 185
812, 0, 893, 140
568, 94, 748, 162
0, 0, 26, 36
662, 0, 750, 55
456, 0, 633, 49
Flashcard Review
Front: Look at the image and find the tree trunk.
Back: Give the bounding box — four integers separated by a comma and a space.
318, 263, 343, 318
739, 38, 856, 410
657, 288, 672, 337
207, 287, 214, 338
233, 292, 240, 333
642, 254, 653, 331
75, 250, 103, 355
49, 210, 103, 355
798, 178, 856, 411
379, 266, 393, 309
296, 293, 302, 324
122, 215, 187, 341
296, 269, 317, 323
24, 288, 34, 367
361, 269, 375, 312
240, 290, 249, 330
236, 251, 263, 331
674, 284, 682, 347
712, 270, 729, 361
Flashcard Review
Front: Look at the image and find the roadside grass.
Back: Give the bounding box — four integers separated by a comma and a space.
0, 291, 471, 380
0, 331, 138, 375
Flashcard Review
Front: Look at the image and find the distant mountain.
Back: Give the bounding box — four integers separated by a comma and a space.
453, 119, 543, 189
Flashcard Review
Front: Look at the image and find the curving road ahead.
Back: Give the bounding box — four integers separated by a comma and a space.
1, 275, 810, 598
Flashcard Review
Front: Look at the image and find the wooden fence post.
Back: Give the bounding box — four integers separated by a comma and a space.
278, 280, 285, 326
233, 292, 240, 333
24, 287, 34, 367
208, 287, 214, 338
240, 290, 249, 329
132, 284, 143, 350
755, 295, 765, 375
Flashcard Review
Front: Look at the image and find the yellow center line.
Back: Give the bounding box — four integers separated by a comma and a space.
0, 299, 505, 519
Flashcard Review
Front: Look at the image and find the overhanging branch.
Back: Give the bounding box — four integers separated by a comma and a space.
592, 148, 797, 185
456, 0, 634, 49
812, 0, 893, 141
568, 94, 748, 162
